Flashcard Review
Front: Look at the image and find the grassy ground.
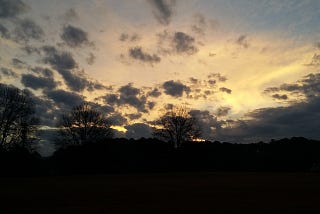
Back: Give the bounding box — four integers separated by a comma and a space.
0, 172, 320, 213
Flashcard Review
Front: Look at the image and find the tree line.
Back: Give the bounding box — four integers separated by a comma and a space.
0, 83, 200, 151
1, 83, 320, 176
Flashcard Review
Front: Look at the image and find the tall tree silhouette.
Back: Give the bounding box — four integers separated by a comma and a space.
59, 103, 113, 145
0, 84, 38, 149
153, 106, 201, 148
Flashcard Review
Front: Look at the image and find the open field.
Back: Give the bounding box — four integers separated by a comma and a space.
0, 172, 320, 214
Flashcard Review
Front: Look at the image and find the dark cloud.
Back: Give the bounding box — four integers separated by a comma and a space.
118, 84, 147, 112
219, 87, 232, 94
189, 110, 223, 140
125, 123, 152, 139
129, 47, 161, 64
0, 0, 28, 18
216, 107, 231, 117
147, 88, 161, 97
272, 94, 288, 100
173, 32, 198, 55
57, 69, 89, 92
119, 33, 140, 42
86, 52, 96, 65
163, 80, 190, 97
107, 113, 127, 126
126, 113, 142, 120
264, 73, 320, 100
0, 67, 17, 78
30, 67, 54, 78
61, 25, 89, 47
21, 74, 57, 90
42, 46, 77, 70
45, 89, 84, 107
148, 101, 156, 109
42, 45, 96, 92
147, 0, 176, 25
13, 18, 44, 42
236, 35, 249, 49
0, 24, 10, 39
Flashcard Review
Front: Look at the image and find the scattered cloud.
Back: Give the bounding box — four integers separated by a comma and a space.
219, 87, 232, 94
173, 32, 198, 55
61, 25, 89, 47
42, 46, 77, 70
129, 47, 161, 64
45, 89, 84, 107
13, 18, 44, 43
21, 74, 57, 90
236, 35, 249, 49
119, 33, 140, 42
162, 80, 190, 97
86, 52, 96, 65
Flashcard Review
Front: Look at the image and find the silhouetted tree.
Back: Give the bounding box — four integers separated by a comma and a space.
0, 84, 38, 149
59, 103, 113, 145
153, 106, 201, 148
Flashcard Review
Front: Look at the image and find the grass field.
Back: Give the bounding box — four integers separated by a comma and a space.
0, 172, 320, 213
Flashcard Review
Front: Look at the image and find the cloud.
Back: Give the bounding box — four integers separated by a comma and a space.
216, 107, 231, 117
86, 53, 96, 65
126, 113, 143, 120
45, 89, 84, 107
191, 13, 206, 35
272, 94, 288, 100
173, 32, 198, 55
21, 74, 57, 90
0, 24, 10, 39
305, 53, 320, 66
42, 46, 77, 70
57, 69, 91, 92
147, 0, 176, 25
12, 58, 27, 69
61, 25, 89, 47
147, 88, 161, 97
189, 109, 223, 140
119, 33, 140, 42
236, 35, 249, 49
163, 80, 190, 97
21, 46, 41, 55
264, 73, 320, 100
208, 73, 227, 82
13, 18, 44, 42
129, 47, 161, 64
125, 123, 152, 139
0, 67, 17, 78
107, 113, 127, 126
0, 0, 28, 18
219, 87, 232, 94
30, 67, 54, 78
118, 84, 147, 112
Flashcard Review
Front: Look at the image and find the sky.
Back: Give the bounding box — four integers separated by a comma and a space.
1, 0, 320, 155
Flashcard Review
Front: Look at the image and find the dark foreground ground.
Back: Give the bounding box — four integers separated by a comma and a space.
1, 172, 320, 214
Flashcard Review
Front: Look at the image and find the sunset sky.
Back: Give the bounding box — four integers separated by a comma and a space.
1, 0, 320, 155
